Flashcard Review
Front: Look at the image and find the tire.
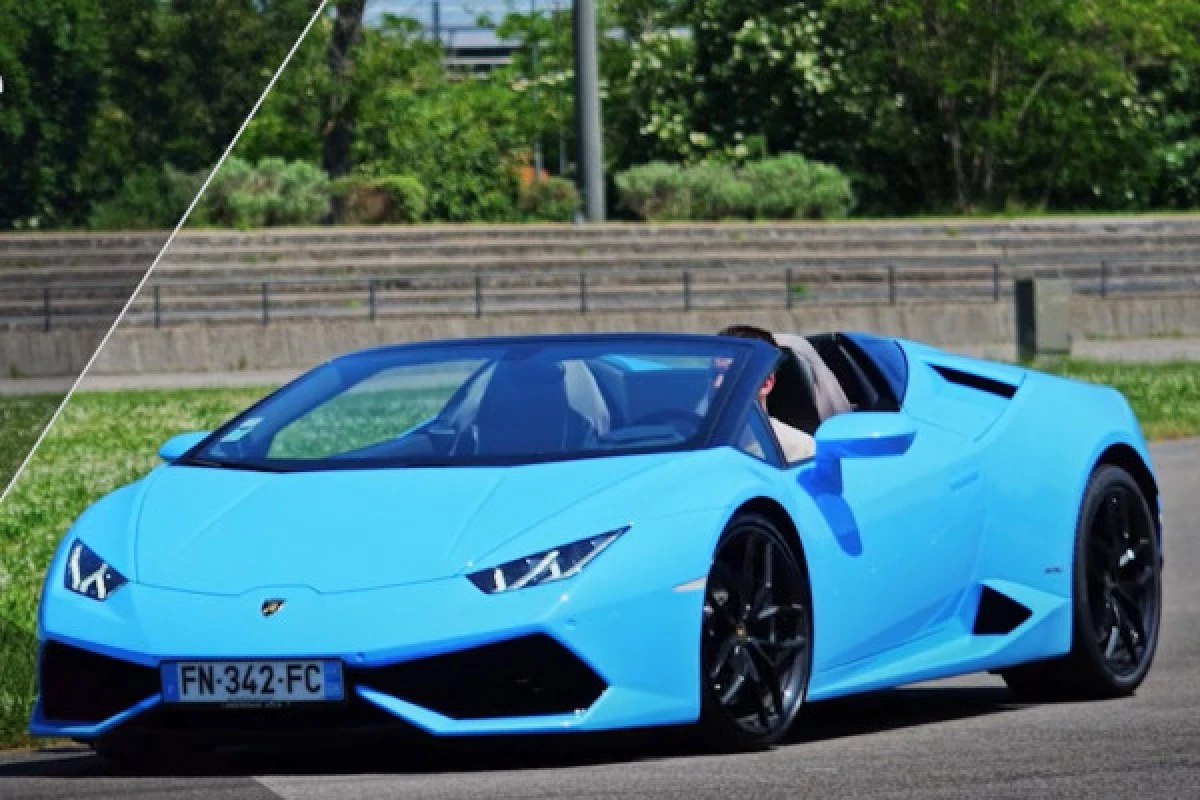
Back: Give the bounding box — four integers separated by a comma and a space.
1002, 464, 1162, 701
697, 512, 813, 750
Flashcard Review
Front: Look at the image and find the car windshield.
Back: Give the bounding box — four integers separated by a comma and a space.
184, 338, 752, 471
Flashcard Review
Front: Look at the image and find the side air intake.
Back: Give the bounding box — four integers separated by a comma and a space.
972, 587, 1033, 635
931, 364, 1018, 399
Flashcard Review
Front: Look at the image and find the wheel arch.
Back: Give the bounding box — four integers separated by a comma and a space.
732, 496, 810, 579
1093, 442, 1160, 535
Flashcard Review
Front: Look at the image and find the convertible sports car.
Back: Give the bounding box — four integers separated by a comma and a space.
32, 331, 1163, 759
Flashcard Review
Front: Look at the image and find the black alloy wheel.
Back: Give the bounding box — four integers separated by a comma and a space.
699, 513, 812, 749
1003, 465, 1162, 700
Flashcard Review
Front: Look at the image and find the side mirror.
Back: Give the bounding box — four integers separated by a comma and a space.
814, 412, 915, 460
158, 431, 210, 463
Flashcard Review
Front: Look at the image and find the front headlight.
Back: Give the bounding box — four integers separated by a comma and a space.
64, 540, 128, 601
468, 526, 629, 594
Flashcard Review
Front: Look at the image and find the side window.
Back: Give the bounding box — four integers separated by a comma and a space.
735, 409, 783, 466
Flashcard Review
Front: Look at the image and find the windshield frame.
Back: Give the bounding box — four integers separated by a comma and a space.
177, 333, 779, 472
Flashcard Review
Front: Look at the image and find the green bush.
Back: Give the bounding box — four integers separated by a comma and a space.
686, 162, 757, 221
332, 173, 428, 224
616, 154, 854, 222
86, 166, 206, 230
743, 154, 855, 220
202, 157, 330, 228
615, 162, 693, 221
517, 176, 581, 222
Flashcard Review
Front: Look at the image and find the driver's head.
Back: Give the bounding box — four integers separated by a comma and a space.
718, 324, 779, 405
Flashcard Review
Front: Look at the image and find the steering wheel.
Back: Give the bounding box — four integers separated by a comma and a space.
630, 409, 703, 430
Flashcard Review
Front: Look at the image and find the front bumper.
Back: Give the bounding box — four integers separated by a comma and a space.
32, 566, 705, 740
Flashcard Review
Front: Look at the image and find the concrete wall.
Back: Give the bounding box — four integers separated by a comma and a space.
3, 293, 1198, 378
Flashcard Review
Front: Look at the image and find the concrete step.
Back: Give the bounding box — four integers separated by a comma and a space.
6, 229, 1200, 269
4, 247, 1198, 288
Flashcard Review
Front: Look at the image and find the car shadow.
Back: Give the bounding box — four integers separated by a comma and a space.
0, 684, 1020, 779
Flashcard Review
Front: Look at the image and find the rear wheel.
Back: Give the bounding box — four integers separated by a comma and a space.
1002, 465, 1161, 701
697, 513, 812, 750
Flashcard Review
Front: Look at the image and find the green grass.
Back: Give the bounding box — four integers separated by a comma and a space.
1, 363, 1198, 746
0, 395, 64, 493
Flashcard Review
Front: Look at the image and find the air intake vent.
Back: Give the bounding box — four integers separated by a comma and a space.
973, 587, 1033, 635
40, 641, 160, 723
932, 365, 1018, 399
351, 634, 606, 720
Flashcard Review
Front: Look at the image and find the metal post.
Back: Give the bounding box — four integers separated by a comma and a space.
154, 285, 162, 328
579, 271, 588, 313
43, 287, 51, 332
261, 282, 269, 325
785, 268, 794, 309
683, 271, 692, 311
432, 0, 441, 41
368, 279, 377, 321
993, 263, 1000, 302
573, 0, 605, 220
888, 265, 896, 305
1100, 260, 1109, 298
474, 272, 483, 318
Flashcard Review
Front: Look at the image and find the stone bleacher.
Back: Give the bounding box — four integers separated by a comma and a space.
2, 217, 1199, 330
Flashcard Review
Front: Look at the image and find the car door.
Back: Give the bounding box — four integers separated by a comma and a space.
790, 412, 985, 673
773, 333, 988, 673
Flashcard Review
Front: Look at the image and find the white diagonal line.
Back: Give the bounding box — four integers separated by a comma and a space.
0, 0, 331, 506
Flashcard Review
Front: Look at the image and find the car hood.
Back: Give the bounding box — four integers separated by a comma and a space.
132, 454, 685, 594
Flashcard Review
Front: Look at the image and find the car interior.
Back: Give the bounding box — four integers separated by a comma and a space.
436, 332, 901, 457
767, 333, 900, 436
334, 332, 900, 462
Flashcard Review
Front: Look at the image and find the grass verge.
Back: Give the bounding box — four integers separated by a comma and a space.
1, 362, 1197, 746
0, 395, 64, 493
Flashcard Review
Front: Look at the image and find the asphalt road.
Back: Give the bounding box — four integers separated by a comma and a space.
3, 438, 1198, 799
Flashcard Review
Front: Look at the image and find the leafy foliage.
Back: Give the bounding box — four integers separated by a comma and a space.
594, 0, 1200, 215
517, 176, 582, 222
86, 166, 207, 230
616, 154, 853, 221
200, 157, 330, 229
9, 0, 1200, 227
332, 173, 429, 224
0, 0, 320, 230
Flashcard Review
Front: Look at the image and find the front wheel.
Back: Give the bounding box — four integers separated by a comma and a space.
1002, 464, 1162, 701
697, 513, 813, 750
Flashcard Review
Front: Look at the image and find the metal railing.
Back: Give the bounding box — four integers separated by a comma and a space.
2, 261, 1198, 331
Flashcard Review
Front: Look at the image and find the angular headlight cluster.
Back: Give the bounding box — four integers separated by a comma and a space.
468, 527, 629, 594
63, 541, 128, 601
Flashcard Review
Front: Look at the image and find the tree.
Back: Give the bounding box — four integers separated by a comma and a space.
0, 0, 108, 228
818, 0, 1200, 212
323, 0, 367, 192
0, 0, 323, 230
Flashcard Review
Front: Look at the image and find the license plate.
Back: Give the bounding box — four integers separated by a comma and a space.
161, 660, 344, 704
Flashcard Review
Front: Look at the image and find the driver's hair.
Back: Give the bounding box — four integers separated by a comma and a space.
718, 324, 778, 347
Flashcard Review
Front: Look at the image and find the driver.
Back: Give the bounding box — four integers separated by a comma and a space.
718, 325, 815, 463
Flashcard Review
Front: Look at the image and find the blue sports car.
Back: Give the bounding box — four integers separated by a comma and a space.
32, 332, 1163, 759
